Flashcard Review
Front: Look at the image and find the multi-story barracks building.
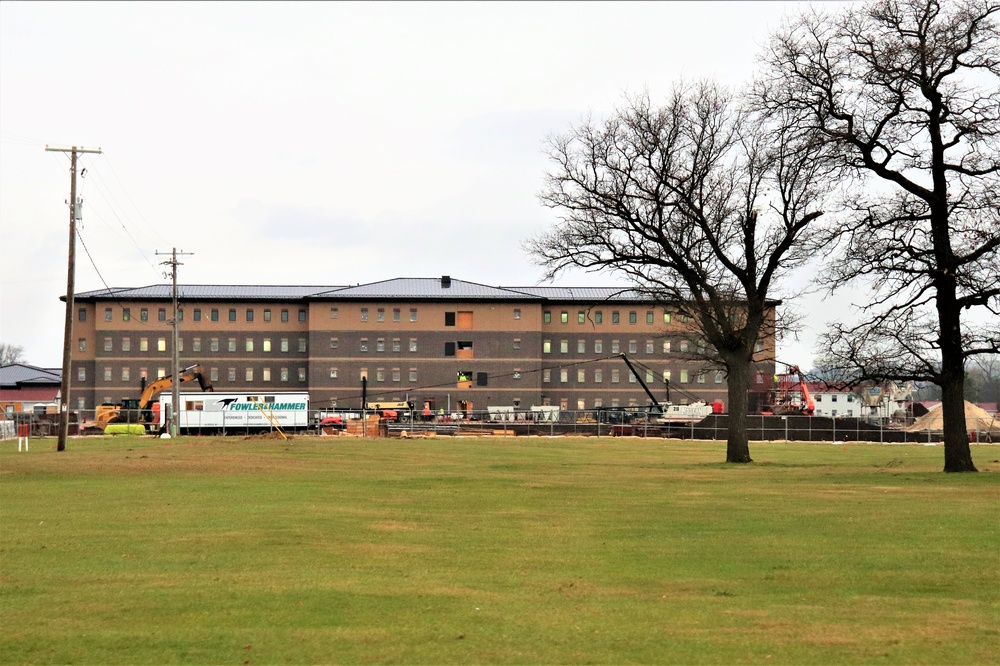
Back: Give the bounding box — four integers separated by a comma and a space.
67, 276, 777, 415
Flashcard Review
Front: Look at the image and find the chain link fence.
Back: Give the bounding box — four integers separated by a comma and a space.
5, 407, 996, 443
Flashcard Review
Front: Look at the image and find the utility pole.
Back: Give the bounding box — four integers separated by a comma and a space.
156, 248, 193, 436
47, 145, 102, 452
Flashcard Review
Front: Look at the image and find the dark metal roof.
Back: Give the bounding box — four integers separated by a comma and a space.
508, 286, 647, 302
70, 278, 743, 304
0, 364, 62, 387
312, 278, 539, 300
74, 285, 343, 301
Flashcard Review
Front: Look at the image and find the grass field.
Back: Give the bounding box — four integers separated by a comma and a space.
1, 435, 998, 665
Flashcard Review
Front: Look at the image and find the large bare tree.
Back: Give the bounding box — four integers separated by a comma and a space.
527, 83, 830, 463
761, 0, 1000, 472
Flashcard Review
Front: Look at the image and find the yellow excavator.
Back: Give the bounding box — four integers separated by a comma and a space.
93, 363, 214, 430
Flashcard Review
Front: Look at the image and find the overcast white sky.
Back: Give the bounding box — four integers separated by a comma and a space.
1, 0, 856, 369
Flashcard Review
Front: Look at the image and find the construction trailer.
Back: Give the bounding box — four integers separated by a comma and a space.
159, 392, 310, 434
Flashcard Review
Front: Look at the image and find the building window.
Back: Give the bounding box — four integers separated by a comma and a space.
595, 311, 603, 324
594, 340, 603, 354
543, 340, 551, 354
122, 338, 131, 352
628, 341, 637, 354
578, 311, 586, 324
663, 340, 671, 353
561, 311, 569, 324
228, 338, 237, 352
246, 338, 254, 352
330, 307, 339, 319
514, 308, 521, 320
444, 342, 456, 357
360, 339, 369, 352
193, 309, 201, 322
376, 368, 385, 382
646, 311, 654, 324
228, 308, 236, 322
663, 312, 671, 323
560, 369, 568, 383
513, 338, 521, 350
121, 367, 130, 382
611, 340, 620, 354
330, 367, 338, 379
140, 337, 149, 352
560, 340, 568, 354
629, 311, 637, 324
158, 338, 167, 352
104, 307, 113, 321
392, 338, 401, 352
409, 368, 417, 382
103, 337, 113, 352
281, 368, 289, 382
542, 369, 551, 383
646, 340, 654, 354
298, 338, 307, 353
193, 338, 201, 352
263, 309, 271, 322
513, 369, 522, 380
715, 371, 723, 384
210, 308, 218, 322
78, 308, 87, 322
543, 311, 551, 324
122, 308, 131, 321
210, 367, 219, 382
679, 340, 689, 353
178, 338, 184, 353
78, 367, 86, 381
330, 337, 338, 349
392, 368, 401, 382
104, 367, 112, 382
680, 369, 689, 383
246, 309, 254, 322
831, 394, 838, 402
755, 340, 765, 353
594, 369, 603, 383
612, 311, 620, 324
577, 369, 586, 382
445, 312, 456, 326
577, 340, 586, 353
361, 308, 369, 322
298, 310, 306, 322
245, 368, 253, 382
263, 368, 271, 382
376, 339, 385, 352
263, 339, 271, 352
377, 308, 385, 322
281, 309, 289, 323
210, 338, 219, 352
78, 338, 86, 351
629, 372, 637, 383
409, 338, 418, 352
611, 369, 620, 383
359, 368, 368, 381
697, 372, 706, 384
410, 308, 417, 322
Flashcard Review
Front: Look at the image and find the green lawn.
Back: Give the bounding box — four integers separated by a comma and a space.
1, 436, 998, 665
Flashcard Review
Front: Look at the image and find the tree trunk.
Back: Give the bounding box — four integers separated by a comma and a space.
937, 303, 977, 472
932, 220, 977, 472
725, 360, 753, 463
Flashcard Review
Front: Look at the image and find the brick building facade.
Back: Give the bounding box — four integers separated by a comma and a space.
68, 277, 776, 415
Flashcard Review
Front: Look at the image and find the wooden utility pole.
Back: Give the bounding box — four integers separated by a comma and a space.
156, 248, 193, 436
47, 145, 102, 452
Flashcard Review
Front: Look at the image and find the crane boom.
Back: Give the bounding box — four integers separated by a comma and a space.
619, 354, 664, 415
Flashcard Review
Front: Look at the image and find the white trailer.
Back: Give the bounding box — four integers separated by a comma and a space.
159, 392, 310, 434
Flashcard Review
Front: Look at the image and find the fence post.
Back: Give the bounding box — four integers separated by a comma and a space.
18, 424, 30, 452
